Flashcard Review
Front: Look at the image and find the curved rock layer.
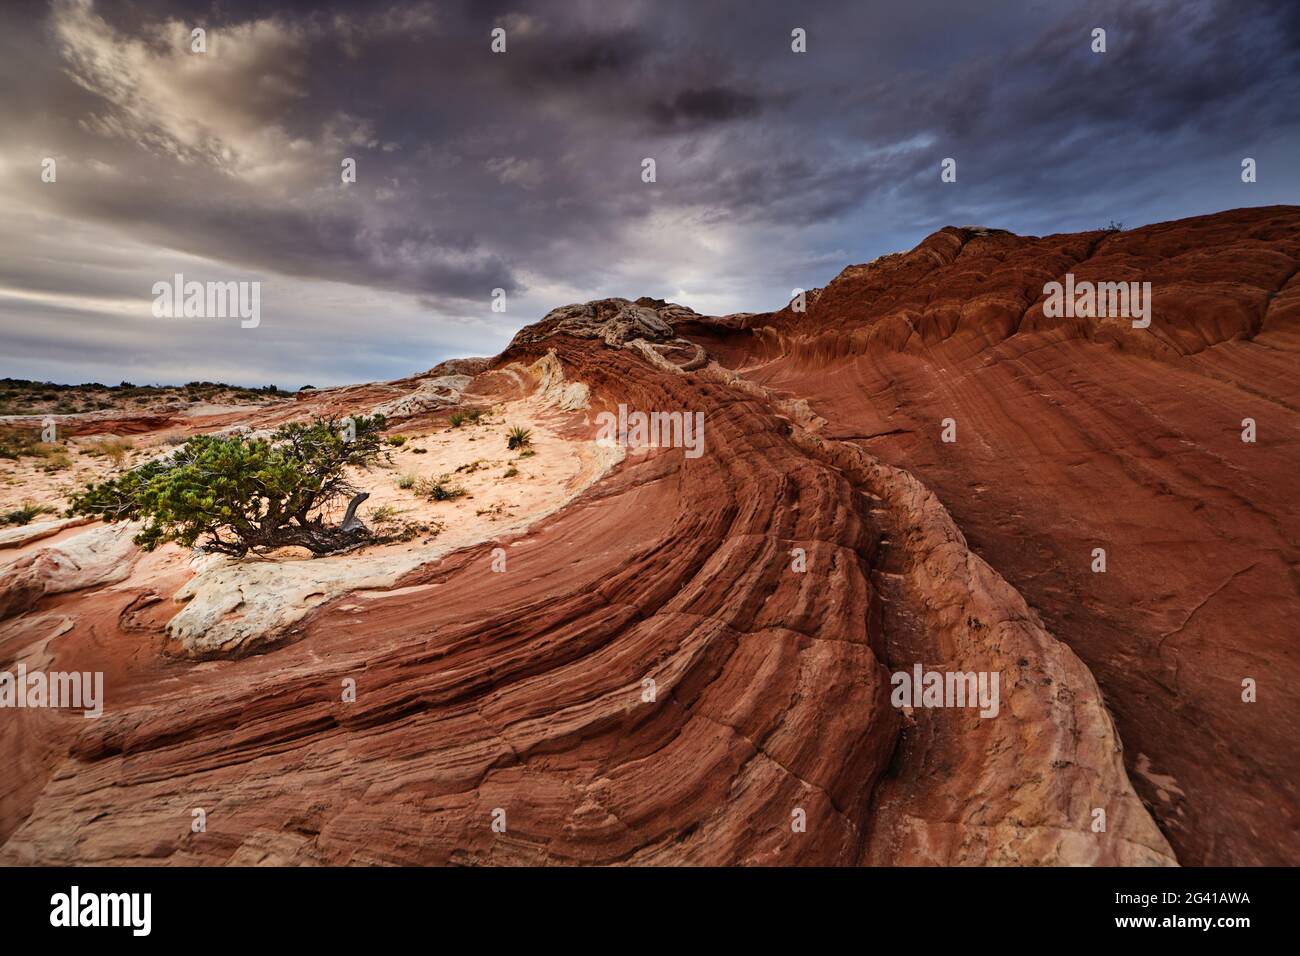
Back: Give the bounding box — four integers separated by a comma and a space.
3, 206, 1294, 866
706, 205, 1300, 866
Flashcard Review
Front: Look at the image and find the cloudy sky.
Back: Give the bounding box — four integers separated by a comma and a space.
1, 0, 1297, 388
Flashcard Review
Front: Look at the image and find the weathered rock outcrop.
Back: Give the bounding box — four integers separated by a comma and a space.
0, 517, 93, 551
1, 206, 1295, 866
703, 204, 1300, 866
0, 523, 140, 621
509, 296, 695, 348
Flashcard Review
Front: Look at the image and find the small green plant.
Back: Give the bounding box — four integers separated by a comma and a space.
411, 447, 428, 455
84, 436, 133, 467
396, 472, 418, 490
454, 459, 487, 475
429, 481, 467, 502
506, 426, 532, 451
386, 435, 407, 447
1, 501, 56, 526
517, 448, 536, 458
503, 465, 518, 478
366, 505, 443, 543
414, 476, 467, 502
39, 448, 72, 472
0, 428, 39, 460
450, 408, 485, 428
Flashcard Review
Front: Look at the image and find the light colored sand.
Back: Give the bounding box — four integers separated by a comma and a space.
353, 399, 598, 548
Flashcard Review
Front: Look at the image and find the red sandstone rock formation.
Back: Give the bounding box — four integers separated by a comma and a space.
699, 205, 1300, 866
1, 205, 1295, 866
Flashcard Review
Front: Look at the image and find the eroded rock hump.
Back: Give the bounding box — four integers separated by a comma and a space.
509, 296, 697, 348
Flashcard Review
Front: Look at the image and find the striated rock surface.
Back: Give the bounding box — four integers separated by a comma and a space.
368, 374, 474, 419
706, 204, 1300, 866
2, 206, 1296, 866
0, 523, 141, 622
0, 517, 93, 551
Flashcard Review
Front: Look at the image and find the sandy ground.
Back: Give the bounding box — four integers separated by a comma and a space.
0, 434, 159, 516
0, 396, 589, 532
351, 400, 601, 552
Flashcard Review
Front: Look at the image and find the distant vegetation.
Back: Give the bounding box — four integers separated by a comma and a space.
0, 427, 71, 471
0, 427, 39, 460
0, 378, 292, 416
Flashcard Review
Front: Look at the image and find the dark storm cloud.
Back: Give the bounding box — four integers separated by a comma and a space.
563, 32, 646, 79
649, 87, 762, 127
1, 0, 1297, 386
